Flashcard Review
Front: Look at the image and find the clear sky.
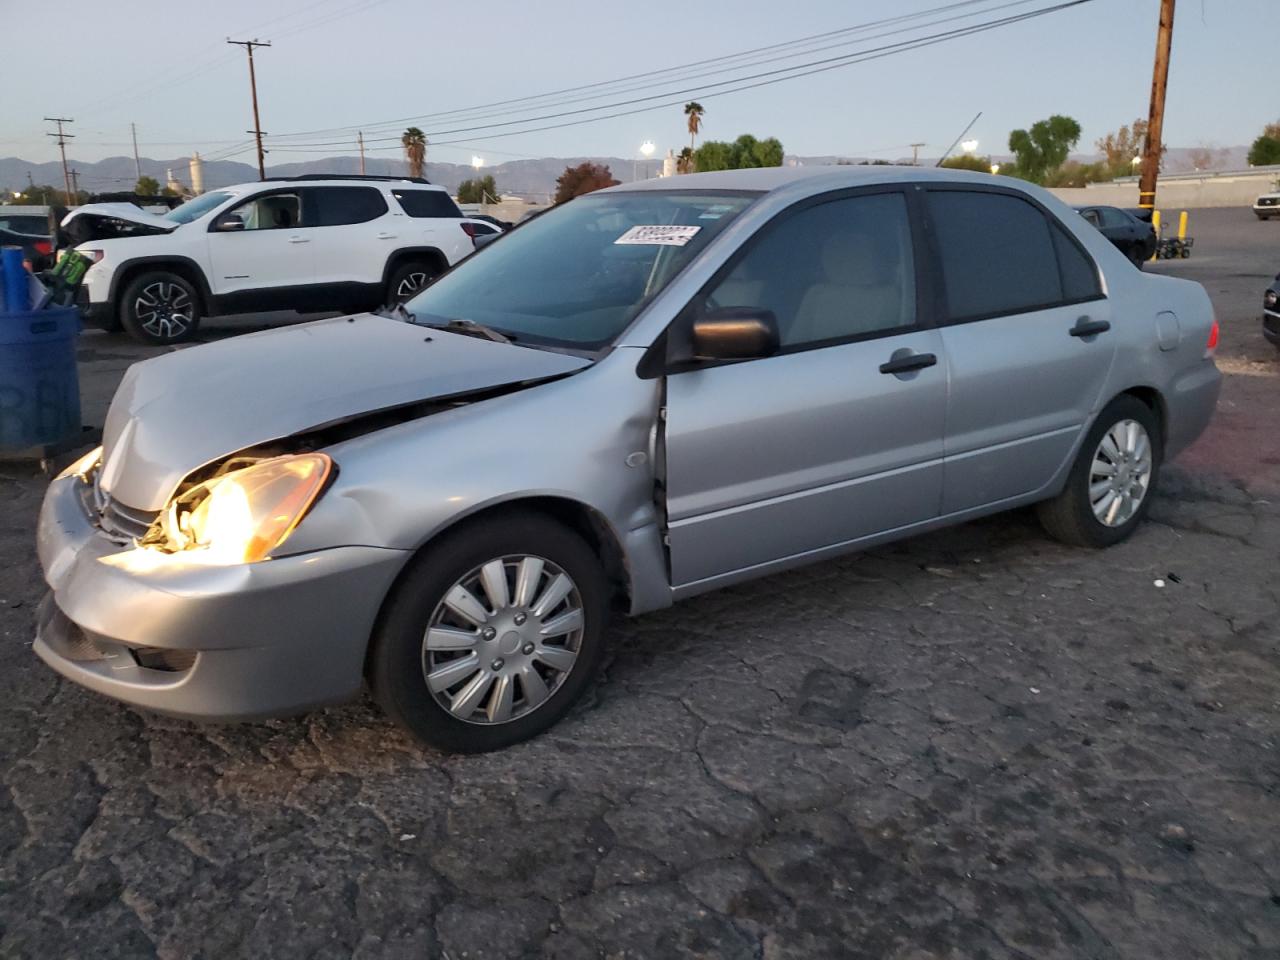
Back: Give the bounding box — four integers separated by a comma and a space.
2, 0, 1271, 168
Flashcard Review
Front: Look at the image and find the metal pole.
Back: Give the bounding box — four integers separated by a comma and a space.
358, 131, 366, 175
131, 122, 142, 181
228, 39, 271, 180
1138, 0, 1175, 209
936, 112, 982, 167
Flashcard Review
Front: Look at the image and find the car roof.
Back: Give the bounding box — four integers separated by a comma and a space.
221, 178, 448, 192
606, 164, 1006, 197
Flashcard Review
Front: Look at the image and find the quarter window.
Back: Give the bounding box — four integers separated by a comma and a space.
315, 186, 388, 225
393, 189, 463, 219
704, 192, 917, 349
928, 190, 1082, 321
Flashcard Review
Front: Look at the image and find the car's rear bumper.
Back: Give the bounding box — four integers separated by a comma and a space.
1164, 359, 1222, 460
74, 288, 113, 328
35, 472, 410, 720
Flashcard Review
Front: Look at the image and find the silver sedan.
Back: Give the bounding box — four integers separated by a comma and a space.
35, 166, 1221, 752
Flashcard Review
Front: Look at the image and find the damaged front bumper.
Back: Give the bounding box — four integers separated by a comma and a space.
35, 471, 409, 720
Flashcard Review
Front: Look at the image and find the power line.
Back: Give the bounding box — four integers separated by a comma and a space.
268, 0, 1040, 143
267, 1, 1093, 153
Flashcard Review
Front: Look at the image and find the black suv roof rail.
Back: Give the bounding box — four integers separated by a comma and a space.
260, 174, 433, 185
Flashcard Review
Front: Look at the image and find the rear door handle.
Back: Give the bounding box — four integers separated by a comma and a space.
879, 351, 937, 375
1070, 316, 1111, 338
288, 235, 310, 244
376, 232, 396, 240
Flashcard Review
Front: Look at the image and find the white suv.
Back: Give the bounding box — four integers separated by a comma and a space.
64, 176, 479, 344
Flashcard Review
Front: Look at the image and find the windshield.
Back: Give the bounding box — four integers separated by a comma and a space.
164, 191, 233, 224
405, 191, 757, 349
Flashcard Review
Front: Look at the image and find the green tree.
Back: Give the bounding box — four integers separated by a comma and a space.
457, 175, 498, 204
402, 127, 427, 179
684, 102, 705, 151
553, 162, 619, 204
1007, 114, 1082, 184
11, 184, 65, 205
940, 154, 993, 172
693, 134, 785, 172
135, 175, 161, 195
1248, 135, 1280, 167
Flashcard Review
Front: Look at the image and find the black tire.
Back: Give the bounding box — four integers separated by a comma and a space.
119, 270, 201, 345
370, 513, 610, 753
385, 261, 439, 305
1037, 395, 1163, 548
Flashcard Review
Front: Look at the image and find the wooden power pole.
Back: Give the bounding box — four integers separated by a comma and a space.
358, 131, 366, 175
228, 38, 271, 180
131, 122, 142, 181
1138, 0, 1175, 209
44, 117, 76, 204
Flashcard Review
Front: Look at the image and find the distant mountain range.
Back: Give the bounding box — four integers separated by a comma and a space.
0, 145, 1252, 202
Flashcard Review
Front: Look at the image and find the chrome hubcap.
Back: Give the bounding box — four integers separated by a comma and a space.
1089, 419, 1153, 527
422, 555, 584, 725
135, 281, 193, 339
394, 272, 429, 301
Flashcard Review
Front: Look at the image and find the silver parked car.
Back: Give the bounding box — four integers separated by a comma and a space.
36, 167, 1221, 752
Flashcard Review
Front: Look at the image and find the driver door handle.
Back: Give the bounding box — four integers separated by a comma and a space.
1069, 316, 1111, 338
879, 352, 937, 375
288, 235, 310, 244
376, 232, 397, 239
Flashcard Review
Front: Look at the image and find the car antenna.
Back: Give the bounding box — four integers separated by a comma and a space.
935, 111, 983, 167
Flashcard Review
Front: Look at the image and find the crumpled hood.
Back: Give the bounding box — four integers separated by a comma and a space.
99, 314, 591, 510
61, 203, 178, 232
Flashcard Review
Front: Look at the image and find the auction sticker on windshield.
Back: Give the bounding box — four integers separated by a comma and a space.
614, 225, 702, 246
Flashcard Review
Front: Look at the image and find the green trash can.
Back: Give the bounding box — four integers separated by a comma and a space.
0, 306, 82, 453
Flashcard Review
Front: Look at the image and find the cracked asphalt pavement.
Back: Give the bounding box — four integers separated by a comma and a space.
1, 210, 1278, 958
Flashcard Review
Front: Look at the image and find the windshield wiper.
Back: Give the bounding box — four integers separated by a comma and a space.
425, 318, 513, 344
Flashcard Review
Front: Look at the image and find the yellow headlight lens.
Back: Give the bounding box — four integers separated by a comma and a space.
179, 453, 332, 564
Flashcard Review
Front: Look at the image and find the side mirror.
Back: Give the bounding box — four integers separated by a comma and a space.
474, 232, 500, 250
216, 213, 245, 232
692, 307, 780, 361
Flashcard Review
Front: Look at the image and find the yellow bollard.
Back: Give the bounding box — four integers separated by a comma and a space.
1178, 210, 1188, 239
1151, 210, 1161, 260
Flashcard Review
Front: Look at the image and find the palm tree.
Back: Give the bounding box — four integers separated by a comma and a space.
684, 102, 704, 152
402, 127, 427, 179
677, 146, 695, 175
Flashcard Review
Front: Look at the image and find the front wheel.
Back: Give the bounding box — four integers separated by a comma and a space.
119, 271, 201, 345
1037, 395, 1162, 548
370, 513, 609, 753
385, 262, 439, 305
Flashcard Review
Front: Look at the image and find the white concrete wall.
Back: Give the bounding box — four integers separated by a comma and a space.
1048, 170, 1280, 210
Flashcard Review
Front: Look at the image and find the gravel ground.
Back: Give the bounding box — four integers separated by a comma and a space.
0, 209, 1277, 959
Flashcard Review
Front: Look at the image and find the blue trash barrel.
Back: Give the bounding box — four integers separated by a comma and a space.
0, 306, 82, 452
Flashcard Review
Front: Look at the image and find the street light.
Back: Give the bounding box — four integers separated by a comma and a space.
961, 139, 979, 154
990, 163, 1000, 175
635, 140, 656, 181
471, 156, 485, 208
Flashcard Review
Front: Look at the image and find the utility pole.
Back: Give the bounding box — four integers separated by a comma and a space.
358, 131, 366, 175
69, 167, 80, 198
44, 117, 75, 205
1138, 0, 1175, 209
227, 38, 271, 180
131, 122, 142, 181
910, 142, 926, 166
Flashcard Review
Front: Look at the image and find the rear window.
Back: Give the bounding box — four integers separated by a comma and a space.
0, 215, 49, 235
393, 189, 462, 219
929, 190, 1088, 321
315, 186, 388, 226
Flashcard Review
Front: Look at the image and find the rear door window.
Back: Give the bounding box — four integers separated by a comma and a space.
928, 190, 1078, 321
393, 189, 463, 219
315, 186, 388, 226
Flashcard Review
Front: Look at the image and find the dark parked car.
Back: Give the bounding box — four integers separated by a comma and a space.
0, 225, 54, 271
1075, 205, 1158, 268
1264, 273, 1280, 349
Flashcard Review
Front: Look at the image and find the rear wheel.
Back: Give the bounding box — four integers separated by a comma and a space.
370, 513, 609, 753
119, 270, 201, 345
385, 261, 439, 305
1037, 395, 1162, 548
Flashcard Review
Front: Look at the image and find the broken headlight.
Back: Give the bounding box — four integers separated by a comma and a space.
151, 453, 332, 564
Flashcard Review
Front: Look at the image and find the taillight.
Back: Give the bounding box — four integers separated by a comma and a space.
1205, 317, 1219, 356
81, 249, 105, 263
34, 240, 52, 256
459, 222, 477, 247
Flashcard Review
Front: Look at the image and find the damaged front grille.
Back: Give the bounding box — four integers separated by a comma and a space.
83, 469, 160, 543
